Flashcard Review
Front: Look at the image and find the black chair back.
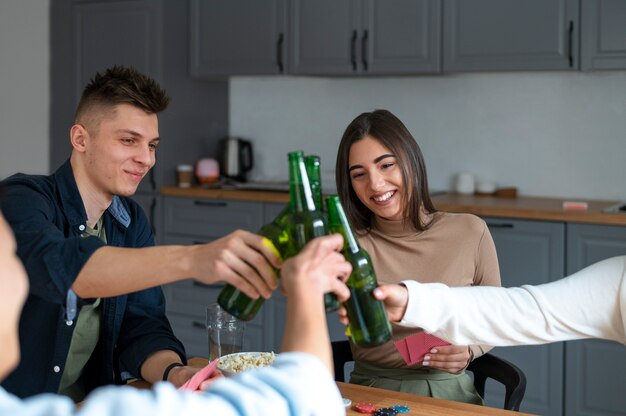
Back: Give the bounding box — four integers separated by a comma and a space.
467, 353, 527, 411
331, 339, 353, 382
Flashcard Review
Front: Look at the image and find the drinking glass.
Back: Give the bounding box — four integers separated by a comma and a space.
206, 303, 245, 361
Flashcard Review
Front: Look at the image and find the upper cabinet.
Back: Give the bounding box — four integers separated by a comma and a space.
188, 0, 625, 77
189, 0, 287, 77
581, 0, 626, 71
289, 0, 441, 75
443, 0, 579, 72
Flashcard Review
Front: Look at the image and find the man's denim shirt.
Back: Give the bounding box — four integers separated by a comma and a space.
1, 160, 186, 398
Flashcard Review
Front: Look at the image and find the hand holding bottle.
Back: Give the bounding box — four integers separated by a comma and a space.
281, 234, 352, 302
190, 229, 281, 299
337, 282, 409, 326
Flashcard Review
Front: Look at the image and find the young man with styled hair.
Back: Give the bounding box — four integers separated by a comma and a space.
1, 66, 282, 400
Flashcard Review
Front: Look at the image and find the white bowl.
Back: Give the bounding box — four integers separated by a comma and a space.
217, 352, 277, 377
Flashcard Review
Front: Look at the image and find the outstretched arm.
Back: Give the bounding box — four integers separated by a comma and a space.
373, 256, 626, 347
73, 230, 281, 299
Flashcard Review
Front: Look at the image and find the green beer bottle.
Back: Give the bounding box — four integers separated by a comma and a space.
217, 206, 289, 321
304, 155, 340, 312
326, 195, 392, 347
304, 155, 323, 210
284, 151, 328, 257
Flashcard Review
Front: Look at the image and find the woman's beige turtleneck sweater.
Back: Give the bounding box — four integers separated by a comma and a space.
355, 211, 501, 368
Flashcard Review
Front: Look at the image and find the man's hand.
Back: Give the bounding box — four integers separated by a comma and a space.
338, 283, 408, 325
422, 345, 472, 374
166, 365, 200, 387
279, 234, 352, 374
281, 234, 352, 300
167, 365, 224, 389
190, 230, 282, 300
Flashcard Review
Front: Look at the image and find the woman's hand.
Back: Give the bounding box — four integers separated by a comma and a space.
422, 345, 472, 374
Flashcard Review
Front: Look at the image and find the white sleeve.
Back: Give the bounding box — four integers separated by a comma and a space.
1, 353, 344, 416
400, 256, 626, 346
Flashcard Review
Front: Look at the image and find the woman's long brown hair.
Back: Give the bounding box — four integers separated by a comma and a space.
335, 109, 436, 232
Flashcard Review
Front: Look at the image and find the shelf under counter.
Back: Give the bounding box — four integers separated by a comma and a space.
432, 193, 626, 226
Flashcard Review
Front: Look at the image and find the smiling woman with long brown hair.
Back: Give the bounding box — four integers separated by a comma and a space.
335, 109, 502, 405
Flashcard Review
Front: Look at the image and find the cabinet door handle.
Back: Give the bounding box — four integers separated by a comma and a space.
276, 32, 284, 73
486, 223, 514, 229
350, 30, 358, 71
193, 200, 227, 207
568, 21, 574, 68
361, 30, 369, 71
192, 321, 205, 329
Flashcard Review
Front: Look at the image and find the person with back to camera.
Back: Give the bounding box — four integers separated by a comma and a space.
0, 204, 353, 415
0, 65, 283, 401
334, 109, 502, 404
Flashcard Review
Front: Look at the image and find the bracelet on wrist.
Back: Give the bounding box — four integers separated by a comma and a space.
162, 362, 184, 382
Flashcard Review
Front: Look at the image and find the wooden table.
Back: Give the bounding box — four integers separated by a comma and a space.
129, 358, 534, 415
337, 381, 535, 415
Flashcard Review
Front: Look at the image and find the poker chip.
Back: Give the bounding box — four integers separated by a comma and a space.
390, 405, 410, 413
374, 407, 399, 416
342, 397, 352, 408
354, 402, 377, 414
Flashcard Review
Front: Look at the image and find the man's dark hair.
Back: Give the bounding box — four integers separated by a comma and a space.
74, 65, 170, 131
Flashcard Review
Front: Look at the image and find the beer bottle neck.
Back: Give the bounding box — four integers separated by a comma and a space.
289, 159, 316, 213
327, 197, 360, 254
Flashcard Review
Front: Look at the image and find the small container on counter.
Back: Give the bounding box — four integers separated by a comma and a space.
176, 164, 194, 188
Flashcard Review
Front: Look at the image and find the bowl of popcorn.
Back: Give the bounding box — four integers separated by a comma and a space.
217, 352, 277, 377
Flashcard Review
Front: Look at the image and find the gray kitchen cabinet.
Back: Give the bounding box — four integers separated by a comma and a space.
161, 196, 276, 358
163, 196, 263, 241
189, 0, 288, 77
51, 0, 228, 239
289, 0, 441, 75
581, 0, 626, 70
484, 217, 565, 416
443, 0, 579, 72
565, 223, 626, 416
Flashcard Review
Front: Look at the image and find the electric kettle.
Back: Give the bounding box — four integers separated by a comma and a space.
219, 137, 253, 182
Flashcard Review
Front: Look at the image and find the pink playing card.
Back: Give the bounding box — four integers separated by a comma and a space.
178, 359, 220, 391
394, 338, 411, 364
405, 332, 451, 365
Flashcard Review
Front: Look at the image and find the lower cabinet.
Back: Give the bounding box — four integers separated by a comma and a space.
485, 217, 565, 416
485, 219, 626, 416
162, 196, 277, 358
565, 223, 626, 416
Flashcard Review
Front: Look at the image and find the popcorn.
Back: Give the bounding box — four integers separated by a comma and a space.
219, 352, 277, 374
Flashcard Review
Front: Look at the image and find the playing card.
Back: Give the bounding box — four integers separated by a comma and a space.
405, 332, 451, 365
394, 338, 411, 364
179, 359, 220, 391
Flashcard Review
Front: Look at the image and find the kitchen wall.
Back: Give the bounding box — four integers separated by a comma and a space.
0, 0, 50, 180
229, 72, 626, 201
